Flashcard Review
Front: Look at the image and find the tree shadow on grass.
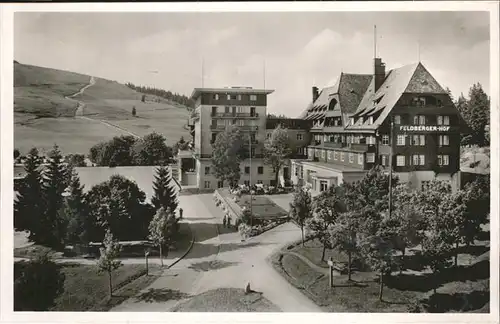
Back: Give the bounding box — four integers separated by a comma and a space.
476, 230, 490, 242
135, 288, 191, 303
188, 260, 239, 272
422, 290, 489, 313
386, 260, 490, 293
455, 244, 489, 256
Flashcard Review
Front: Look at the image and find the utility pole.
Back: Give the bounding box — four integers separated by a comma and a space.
388, 116, 394, 219
249, 132, 253, 226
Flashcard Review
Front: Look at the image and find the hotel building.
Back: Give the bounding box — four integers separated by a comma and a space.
182, 87, 310, 190
292, 57, 467, 193
181, 58, 466, 193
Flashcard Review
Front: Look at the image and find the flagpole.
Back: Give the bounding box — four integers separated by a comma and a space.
389, 116, 394, 218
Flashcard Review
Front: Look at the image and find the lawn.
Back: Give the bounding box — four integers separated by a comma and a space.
52, 263, 159, 311
14, 62, 191, 154
171, 288, 281, 312
272, 232, 490, 313
220, 190, 288, 219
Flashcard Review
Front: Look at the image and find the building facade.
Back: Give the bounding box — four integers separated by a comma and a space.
182, 87, 311, 190
292, 58, 467, 193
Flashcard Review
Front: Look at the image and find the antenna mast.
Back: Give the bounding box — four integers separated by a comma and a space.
263, 59, 266, 89
201, 57, 204, 88
374, 24, 377, 59
418, 40, 421, 63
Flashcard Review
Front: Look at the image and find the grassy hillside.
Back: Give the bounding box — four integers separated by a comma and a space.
14, 62, 190, 155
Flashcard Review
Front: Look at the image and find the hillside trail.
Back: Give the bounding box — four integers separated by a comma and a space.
66, 76, 140, 139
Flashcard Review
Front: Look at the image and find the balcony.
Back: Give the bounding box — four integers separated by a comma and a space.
211, 112, 259, 118
348, 143, 369, 151
210, 124, 259, 131
323, 142, 345, 148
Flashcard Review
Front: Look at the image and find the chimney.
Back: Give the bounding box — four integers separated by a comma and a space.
374, 58, 386, 92
312, 86, 319, 102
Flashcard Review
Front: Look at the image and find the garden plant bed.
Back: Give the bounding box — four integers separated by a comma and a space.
270, 237, 490, 313
217, 189, 288, 220
14, 262, 160, 311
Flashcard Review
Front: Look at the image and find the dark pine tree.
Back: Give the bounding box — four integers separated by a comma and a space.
14, 148, 44, 235
151, 166, 178, 213
41, 144, 69, 248
62, 169, 90, 245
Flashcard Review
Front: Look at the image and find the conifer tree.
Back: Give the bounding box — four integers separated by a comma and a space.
62, 169, 89, 245
14, 148, 44, 235
151, 166, 178, 213
41, 144, 69, 248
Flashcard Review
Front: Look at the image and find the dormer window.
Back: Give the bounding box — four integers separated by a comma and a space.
393, 115, 401, 125
350, 117, 355, 125
412, 97, 426, 107
368, 116, 374, 125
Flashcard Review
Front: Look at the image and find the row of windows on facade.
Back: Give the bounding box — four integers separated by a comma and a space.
266, 133, 304, 141
213, 119, 257, 127
312, 134, 450, 146
394, 154, 450, 167
212, 106, 257, 114
347, 114, 451, 127
204, 165, 266, 175
203, 179, 268, 189
212, 94, 259, 101
307, 148, 451, 167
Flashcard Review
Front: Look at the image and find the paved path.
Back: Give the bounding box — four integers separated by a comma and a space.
111, 193, 322, 312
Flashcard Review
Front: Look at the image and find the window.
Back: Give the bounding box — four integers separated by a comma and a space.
411, 135, 425, 146
266, 133, 271, 139
366, 153, 375, 163
444, 116, 450, 125
394, 115, 401, 124
323, 135, 328, 143
381, 155, 387, 166
227, 94, 231, 100
308, 148, 314, 158
205, 166, 210, 175
412, 154, 419, 166
213, 94, 219, 100
245, 166, 250, 174
414, 115, 426, 125
439, 135, 449, 146
297, 147, 304, 155
320, 180, 328, 192
367, 136, 376, 145
296, 133, 303, 141
257, 180, 263, 184
341, 152, 345, 161
368, 116, 374, 125
244, 180, 250, 186
237, 94, 242, 101
358, 154, 364, 165
350, 117, 355, 125
382, 135, 390, 145
204, 181, 211, 189
217, 181, 224, 189
437, 115, 443, 125
250, 94, 257, 101
397, 135, 406, 146
225, 106, 230, 113
349, 153, 354, 163
328, 151, 332, 160
396, 155, 406, 166
211, 133, 217, 143
334, 151, 339, 160
321, 150, 325, 159
438, 155, 450, 166
251, 147, 255, 157
258, 166, 263, 174
419, 154, 425, 165
239, 119, 245, 126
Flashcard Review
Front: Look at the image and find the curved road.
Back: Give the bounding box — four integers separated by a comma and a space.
111, 194, 322, 312
65, 76, 140, 138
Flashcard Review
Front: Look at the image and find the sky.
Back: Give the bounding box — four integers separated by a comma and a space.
14, 11, 490, 117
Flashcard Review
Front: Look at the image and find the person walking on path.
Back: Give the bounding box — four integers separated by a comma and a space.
179, 208, 183, 219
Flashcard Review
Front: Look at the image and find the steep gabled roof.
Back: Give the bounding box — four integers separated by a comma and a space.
346, 63, 420, 130
337, 73, 373, 114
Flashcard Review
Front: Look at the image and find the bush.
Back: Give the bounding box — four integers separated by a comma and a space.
14, 255, 65, 311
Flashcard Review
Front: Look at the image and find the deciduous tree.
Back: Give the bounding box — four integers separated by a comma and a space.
263, 125, 293, 187
96, 229, 123, 299
329, 211, 359, 281
289, 186, 313, 246
421, 229, 452, 294
307, 186, 343, 261
132, 132, 173, 166
14, 255, 65, 311
211, 125, 247, 188
148, 207, 176, 267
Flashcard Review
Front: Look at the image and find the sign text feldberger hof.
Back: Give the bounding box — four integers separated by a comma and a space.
399, 125, 451, 132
